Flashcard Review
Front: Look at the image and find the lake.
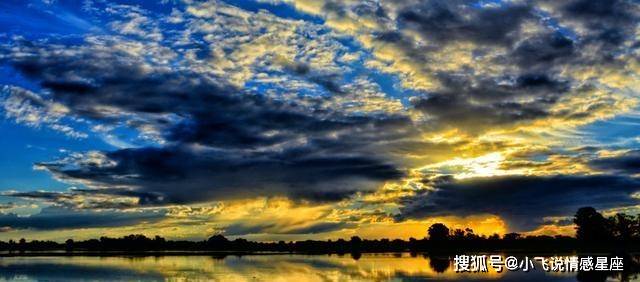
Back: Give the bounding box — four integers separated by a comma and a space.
0, 253, 635, 281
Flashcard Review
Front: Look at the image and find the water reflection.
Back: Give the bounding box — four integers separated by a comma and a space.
0, 254, 635, 281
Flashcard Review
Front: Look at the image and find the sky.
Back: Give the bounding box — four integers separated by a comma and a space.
0, 0, 638, 242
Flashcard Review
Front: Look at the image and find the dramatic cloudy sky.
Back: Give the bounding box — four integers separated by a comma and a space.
0, 0, 638, 241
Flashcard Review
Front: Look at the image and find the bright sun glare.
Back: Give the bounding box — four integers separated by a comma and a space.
420, 152, 510, 179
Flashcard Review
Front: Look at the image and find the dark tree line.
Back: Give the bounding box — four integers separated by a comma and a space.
420, 207, 640, 253
1, 207, 639, 254
574, 207, 640, 242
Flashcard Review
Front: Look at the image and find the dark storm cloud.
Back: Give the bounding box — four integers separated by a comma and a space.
563, 0, 634, 20
396, 0, 532, 46
510, 33, 576, 69
2, 40, 409, 204
411, 74, 569, 131
366, 8, 569, 132
398, 175, 640, 231
545, 0, 640, 61
0, 206, 164, 230
2, 191, 74, 202
391, 0, 636, 132
560, 0, 638, 42
382, 0, 638, 54
9, 46, 239, 121
6, 41, 413, 147
590, 150, 640, 175
315, 0, 638, 134
2, 189, 156, 209
36, 146, 402, 204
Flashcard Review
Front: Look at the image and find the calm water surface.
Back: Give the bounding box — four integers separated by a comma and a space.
0, 253, 636, 281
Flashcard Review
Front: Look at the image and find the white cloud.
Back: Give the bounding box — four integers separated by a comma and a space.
1, 86, 87, 138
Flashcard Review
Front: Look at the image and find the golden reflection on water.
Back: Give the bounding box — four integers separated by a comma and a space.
0, 253, 580, 281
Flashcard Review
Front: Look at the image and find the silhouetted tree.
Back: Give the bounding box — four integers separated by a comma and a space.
464, 228, 478, 240
207, 234, 230, 250
503, 233, 521, 241
609, 213, 637, 241
451, 228, 465, 240
18, 238, 26, 253
350, 236, 362, 251
574, 207, 612, 241
7, 239, 15, 252
65, 239, 74, 252
428, 223, 449, 241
